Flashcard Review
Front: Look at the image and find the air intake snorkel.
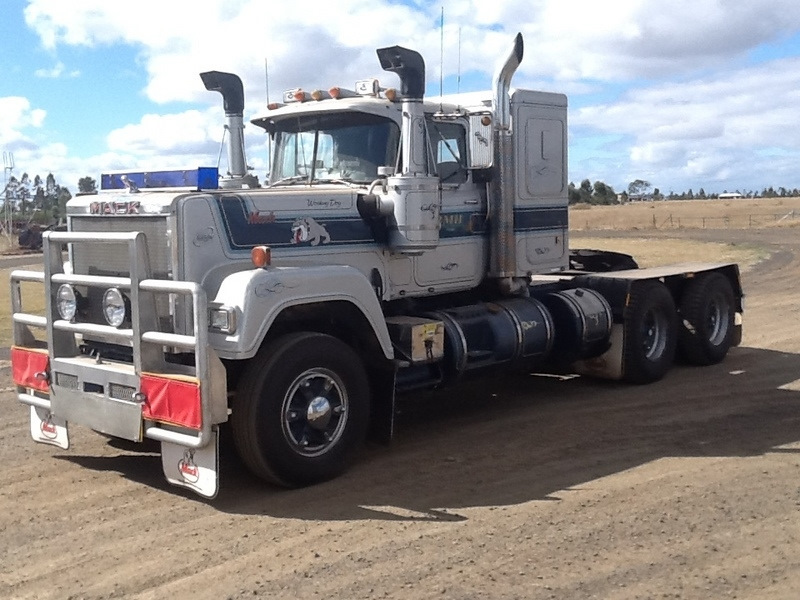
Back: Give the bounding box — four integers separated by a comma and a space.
371, 45, 440, 254
201, 71, 257, 188
376, 46, 427, 175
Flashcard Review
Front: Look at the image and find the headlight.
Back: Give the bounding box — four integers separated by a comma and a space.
56, 284, 77, 320
209, 305, 237, 334
102, 288, 127, 327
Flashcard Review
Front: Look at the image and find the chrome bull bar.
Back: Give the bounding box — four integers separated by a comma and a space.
10, 230, 226, 450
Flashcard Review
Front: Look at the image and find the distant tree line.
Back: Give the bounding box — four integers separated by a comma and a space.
78, 176, 97, 194
0, 173, 100, 231
1, 172, 72, 227
569, 177, 800, 205
568, 179, 619, 205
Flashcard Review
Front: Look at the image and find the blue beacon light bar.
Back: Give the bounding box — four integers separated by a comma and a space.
100, 167, 219, 191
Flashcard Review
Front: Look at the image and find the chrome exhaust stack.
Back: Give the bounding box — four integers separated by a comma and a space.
489, 33, 524, 293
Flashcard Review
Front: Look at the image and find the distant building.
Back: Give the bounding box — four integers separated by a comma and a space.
718, 192, 743, 199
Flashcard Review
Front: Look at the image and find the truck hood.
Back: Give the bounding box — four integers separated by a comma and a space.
67, 191, 186, 216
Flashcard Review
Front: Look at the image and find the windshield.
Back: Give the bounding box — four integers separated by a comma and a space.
271, 112, 400, 185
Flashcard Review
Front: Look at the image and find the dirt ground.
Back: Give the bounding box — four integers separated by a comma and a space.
2, 227, 800, 600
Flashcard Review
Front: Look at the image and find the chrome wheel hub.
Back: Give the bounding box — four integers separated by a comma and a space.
281, 368, 348, 457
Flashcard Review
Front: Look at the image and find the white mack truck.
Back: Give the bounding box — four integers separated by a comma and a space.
10, 34, 743, 498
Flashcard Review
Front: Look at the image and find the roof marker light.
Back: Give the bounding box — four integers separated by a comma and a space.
384, 88, 397, 102
311, 89, 324, 101
329, 86, 341, 99
293, 89, 306, 102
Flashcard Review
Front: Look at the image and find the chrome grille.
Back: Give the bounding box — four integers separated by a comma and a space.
54, 372, 79, 390
109, 383, 137, 401
70, 217, 171, 277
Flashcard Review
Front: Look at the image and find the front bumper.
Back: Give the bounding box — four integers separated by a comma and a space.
10, 230, 227, 451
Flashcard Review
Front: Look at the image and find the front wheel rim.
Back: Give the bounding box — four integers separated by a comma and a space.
281, 368, 348, 457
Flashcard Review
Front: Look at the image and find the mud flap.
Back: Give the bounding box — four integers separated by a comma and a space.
30, 406, 69, 449
573, 324, 624, 380
160, 427, 219, 499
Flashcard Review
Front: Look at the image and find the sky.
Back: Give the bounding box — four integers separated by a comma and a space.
2, 0, 800, 196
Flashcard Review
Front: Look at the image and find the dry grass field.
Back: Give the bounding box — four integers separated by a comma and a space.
570, 196, 800, 231
568, 196, 797, 270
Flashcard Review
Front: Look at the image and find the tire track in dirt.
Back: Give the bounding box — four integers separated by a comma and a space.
2, 228, 800, 599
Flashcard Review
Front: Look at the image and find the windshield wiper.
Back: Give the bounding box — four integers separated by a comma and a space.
267, 175, 308, 188
315, 178, 360, 188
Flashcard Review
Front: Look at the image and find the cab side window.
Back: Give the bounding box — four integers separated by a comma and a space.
427, 120, 468, 184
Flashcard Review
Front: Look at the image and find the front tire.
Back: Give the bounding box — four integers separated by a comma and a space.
232, 333, 370, 487
622, 281, 678, 384
678, 272, 736, 365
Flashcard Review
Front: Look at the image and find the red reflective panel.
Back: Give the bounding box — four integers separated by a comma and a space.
140, 373, 201, 429
11, 346, 50, 392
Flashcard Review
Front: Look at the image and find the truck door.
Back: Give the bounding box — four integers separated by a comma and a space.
413, 119, 486, 289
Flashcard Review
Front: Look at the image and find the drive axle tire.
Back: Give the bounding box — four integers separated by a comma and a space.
678, 272, 736, 366
622, 281, 678, 384
232, 332, 370, 487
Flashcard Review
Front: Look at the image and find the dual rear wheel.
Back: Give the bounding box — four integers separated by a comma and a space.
622, 273, 736, 383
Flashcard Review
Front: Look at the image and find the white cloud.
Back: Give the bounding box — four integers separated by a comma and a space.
104, 108, 270, 180
0, 97, 47, 152
34, 61, 80, 79
572, 54, 800, 190
17, 0, 800, 192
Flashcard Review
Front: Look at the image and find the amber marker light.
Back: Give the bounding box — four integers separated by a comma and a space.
311, 89, 324, 101
251, 245, 272, 268
329, 86, 341, 99
481, 115, 492, 126
293, 89, 306, 102
384, 88, 397, 102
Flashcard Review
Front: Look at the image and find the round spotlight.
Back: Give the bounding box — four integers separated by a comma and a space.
56, 284, 77, 321
102, 288, 127, 327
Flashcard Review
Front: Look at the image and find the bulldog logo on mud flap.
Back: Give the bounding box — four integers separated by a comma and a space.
291, 217, 330, 246
178, 450, 200, 483
40, 414, 58, 440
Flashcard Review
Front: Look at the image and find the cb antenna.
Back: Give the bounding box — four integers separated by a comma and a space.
265, 56, 272, 179
439, 6, 444, 111
457, 26, 461, 94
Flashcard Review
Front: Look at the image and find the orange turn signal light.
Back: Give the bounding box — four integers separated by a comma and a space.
251, 245, 271, 268
384, 88, 397, 102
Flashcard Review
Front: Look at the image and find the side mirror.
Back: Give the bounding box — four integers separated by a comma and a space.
468, 113, 493, 169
